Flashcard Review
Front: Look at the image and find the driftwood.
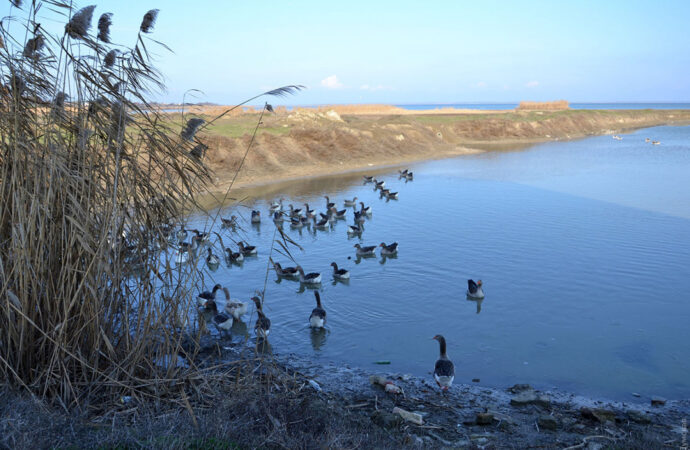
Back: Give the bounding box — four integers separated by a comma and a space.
392, 407, 424, 425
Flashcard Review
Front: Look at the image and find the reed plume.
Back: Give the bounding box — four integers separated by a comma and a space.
104, 49, 117, 68
140, 9, 159, 33
97, 12, 113, 42
22, 34, 44, 58
182, 117, 205, 141
65, 5, 96, 39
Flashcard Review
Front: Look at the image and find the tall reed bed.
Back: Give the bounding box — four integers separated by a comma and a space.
0, 1, 305, 408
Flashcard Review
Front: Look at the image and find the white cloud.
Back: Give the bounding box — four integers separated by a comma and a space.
321, 75, 343, 89
525, 81, 539, 88
474, 81, 488, 88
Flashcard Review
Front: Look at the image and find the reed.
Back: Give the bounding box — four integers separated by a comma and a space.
0, 2, 216, 407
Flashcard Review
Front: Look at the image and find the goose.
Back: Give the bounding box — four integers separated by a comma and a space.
251, 210, 261, 223
290, 216, 306, 228
269, 198, 283, 212
359, 202, 372, 215
304, 203, 315, 218
238, 241, 257, 256
312, 216, 330, 229
176, 226, 188, 242
213, 310, 234, 335
289, 204, 303, 218
353, 211, 366, 224
225, 247, 244, 263
467, 279, 485, 299
206, 248, 220, 267
347, 223, 363, 235
330, 262, 350, 280
398, 169, 409, 177
252, 296, 271, 338
296, 265, 322, 284
404, 171, 413, 180
175, 248, 190, 264
192, 229, 210, 247
343, 197, 358, 207
324, 195, 336, 210
271, 258, 300, 278
222, 288, 248, 321
362, 175, 374, 183
645, 138, 651, 143
221, 215, 238, 228
432, 335, 455, 391
379, 188, 390, 197
329, 207, 347, 220
379, 242, 398, 255
309, 291, 327, 328
354, 243, 376, 256
385, 191, 399, 200
198, 298, 218, 323
272, 211, 284, 223
652, 140, 660, 145
198, 284, 222, 305
373, 179, 385, 190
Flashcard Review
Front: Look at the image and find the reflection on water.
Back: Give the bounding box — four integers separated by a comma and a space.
310, 328, 328, 351
180, 125, 690, 400
467, 297, 483, 314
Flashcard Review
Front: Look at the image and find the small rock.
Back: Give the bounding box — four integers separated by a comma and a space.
651, 396, 666, 406
536, 394, 551, 407
475, 413, 494, 425
509, 383, 533, 393
626, 410, 652, 424
538, 415, 559, 431
371, 411, 403, 429
581, 407, 616, 423
472, 378, 480, 383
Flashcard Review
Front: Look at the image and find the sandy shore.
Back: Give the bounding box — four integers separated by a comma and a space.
179, 106, 690, 208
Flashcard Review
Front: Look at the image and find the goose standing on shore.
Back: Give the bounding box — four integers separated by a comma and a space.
238, 241, 257, 256
432, 335, 455, 391
379, 242, 398, 255
466, 279, 485, 299
252, 297, 271, 338
354, 243, 377, 256
330, 262, 351, 280
213, 290, 234, 336
309, 291, 327, 328
296, 265, 322, 284
223, 288, 248, 321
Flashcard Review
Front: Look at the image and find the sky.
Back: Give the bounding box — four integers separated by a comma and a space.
7, 0, 690, 105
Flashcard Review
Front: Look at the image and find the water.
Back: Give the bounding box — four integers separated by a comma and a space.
180, 125, 690, 400
396, 102, 690, 111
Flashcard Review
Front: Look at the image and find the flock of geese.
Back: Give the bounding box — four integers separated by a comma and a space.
615, 135, 661, 145
174, 168, 485, 391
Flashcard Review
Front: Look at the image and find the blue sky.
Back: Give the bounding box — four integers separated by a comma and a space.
11, 0, 690, 105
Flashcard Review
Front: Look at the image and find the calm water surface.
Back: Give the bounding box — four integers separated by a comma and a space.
396, 102, 690, 111
182, 125, 690, 400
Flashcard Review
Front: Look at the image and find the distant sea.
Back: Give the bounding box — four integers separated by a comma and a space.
395, 103, 690, 111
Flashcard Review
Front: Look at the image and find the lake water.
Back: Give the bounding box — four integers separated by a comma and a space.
396, 102, 690, 111
180, 125, 690, 401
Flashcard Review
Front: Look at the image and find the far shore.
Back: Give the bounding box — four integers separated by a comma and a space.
176, 106, 690, 209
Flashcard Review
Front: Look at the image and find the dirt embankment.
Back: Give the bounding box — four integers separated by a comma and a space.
193, 107, 690, 190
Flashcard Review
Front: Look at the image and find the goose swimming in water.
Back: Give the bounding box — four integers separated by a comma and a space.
373, 179, 385, 190
324, 195, 336, 210
354, 243, 377, 256
312, 216, 330, 229
404, 171, 413, 180
432, 335, 455, 391
329, 207, 347, 220
252, 296, 271, 338
175, 248, 190, 264
289, 204, 303, 217
309, 291, 327, 328
238, 241, 257, 256
363, 175, 374, 183
466, 279, 485, 299
198, 284, 222, 305
379, 242, 398, 255
652, 140, 660, 145
222, 288, 248, 321
347, 223, 364, 235
222, 216, 238, 228
225, 247, 244, 263
296, 265, 322, 284
269, 198, 283, 212
398, 169, 409, 177
343, 197, 358, 207
206, 248, 220, 267
353, 211, 366, 224
385, 191, 399, 200
271, 258, 300, 278
176, 226, 188, 243
290, 216, 307, 228
304, 203, 315, 218
359, 202, 372, 215
251, 210, 261, 223
330, 262, 350, 280
272, 211, 284, 223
